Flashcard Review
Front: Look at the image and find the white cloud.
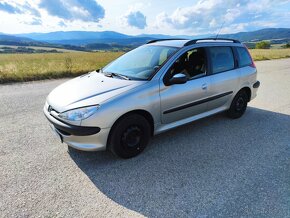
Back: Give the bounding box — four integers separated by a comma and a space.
0, 1, 40, 17
153, 0, 289, 34
39, 0, 105, 22
121, 10, 147, 29
0, 0, 289, 35
29, 17, 42, 25
224, 8, 241, 23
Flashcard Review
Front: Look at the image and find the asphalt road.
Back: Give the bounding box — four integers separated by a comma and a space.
0, 58, 290, 218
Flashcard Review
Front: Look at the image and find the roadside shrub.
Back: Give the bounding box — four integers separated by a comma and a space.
282, 43, 290, 48
255, 41, 271, 49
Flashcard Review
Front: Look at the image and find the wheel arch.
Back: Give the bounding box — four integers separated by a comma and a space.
239, 87, 251, 102
107, 109, 155, 147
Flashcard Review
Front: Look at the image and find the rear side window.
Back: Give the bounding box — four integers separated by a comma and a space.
209, 47, 234, 74
236, 47, 252, 67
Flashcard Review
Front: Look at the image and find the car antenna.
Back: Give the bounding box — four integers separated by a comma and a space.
215, 21, 225, 40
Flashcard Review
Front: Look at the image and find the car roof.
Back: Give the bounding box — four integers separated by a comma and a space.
147, 38, 242, 48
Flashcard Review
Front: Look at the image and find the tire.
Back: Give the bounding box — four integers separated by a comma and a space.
108, 114, 151, 159
227, 90, 249, 119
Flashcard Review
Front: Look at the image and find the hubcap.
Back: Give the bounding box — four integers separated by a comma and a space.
236, 97, 245, 111
121, 126, 142, 148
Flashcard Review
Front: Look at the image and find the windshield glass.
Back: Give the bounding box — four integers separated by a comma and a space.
102, 45, 178, 80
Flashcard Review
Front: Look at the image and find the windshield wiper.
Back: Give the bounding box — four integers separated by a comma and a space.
104, 72, 130, 80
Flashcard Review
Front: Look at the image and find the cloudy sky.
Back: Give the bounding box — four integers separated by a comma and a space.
0, 0, 289, 35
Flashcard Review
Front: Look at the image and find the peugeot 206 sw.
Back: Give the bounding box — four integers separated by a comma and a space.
44, 38, 260, 158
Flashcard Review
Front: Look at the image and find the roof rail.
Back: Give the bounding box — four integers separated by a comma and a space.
184, 38, 241, 46
147, 38, 187, 44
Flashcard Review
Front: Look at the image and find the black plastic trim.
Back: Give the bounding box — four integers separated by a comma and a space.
253, 81, 260, 89
163, 91, 233, 114
44, 112, 100, 136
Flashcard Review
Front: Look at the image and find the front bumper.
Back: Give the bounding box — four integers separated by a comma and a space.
43, 106, 110, 151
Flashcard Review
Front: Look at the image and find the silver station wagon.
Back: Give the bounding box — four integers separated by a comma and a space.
44, 38, 260, 158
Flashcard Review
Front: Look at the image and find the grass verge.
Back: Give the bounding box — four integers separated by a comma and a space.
250, 49, 290, 61
0, 52, 123, 84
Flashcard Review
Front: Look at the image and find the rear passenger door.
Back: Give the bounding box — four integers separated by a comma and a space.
206, 46, 239, 111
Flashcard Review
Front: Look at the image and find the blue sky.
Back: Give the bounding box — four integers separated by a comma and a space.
0, 0, 289, 35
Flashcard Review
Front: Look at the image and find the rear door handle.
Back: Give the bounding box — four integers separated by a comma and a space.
202, 83, 207, 90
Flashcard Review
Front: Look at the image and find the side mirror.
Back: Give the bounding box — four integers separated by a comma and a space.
168, 73, 187, 85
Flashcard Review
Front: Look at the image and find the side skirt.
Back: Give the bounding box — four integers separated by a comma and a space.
154, 106, 228, 135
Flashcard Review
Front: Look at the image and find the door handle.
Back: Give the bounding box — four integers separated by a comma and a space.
202, 83, 207, 90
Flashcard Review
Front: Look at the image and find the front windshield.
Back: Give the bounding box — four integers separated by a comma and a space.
102, 45, 178, 80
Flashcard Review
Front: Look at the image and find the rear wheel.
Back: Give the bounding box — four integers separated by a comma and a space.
227, 90, 249, 119
108, 114, 151, 159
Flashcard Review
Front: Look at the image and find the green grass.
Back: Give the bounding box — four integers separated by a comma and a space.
0, 52, 123, 83
0, 49, 290, 84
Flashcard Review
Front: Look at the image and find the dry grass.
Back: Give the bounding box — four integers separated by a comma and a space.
0, 52, 123, 83
249, 49, 290, 61
0, 49, 290, 84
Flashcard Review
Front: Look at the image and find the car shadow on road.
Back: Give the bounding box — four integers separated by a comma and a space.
68, 107, 290, 217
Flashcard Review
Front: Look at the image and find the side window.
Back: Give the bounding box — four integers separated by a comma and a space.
167, 48, 207, 80
236, 47, 252, 67
209, 47, 234, 74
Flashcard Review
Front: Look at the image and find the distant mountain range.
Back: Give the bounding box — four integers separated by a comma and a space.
0, 34, 47, 46
15, 31, 176, 46
221, 28, 290, 42
0, 28, 289, 51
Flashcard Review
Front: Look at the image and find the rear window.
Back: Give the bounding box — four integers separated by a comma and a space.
236, 47, 252, 67
209, 47, 234, 74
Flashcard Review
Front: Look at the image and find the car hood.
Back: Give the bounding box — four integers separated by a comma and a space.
47, 72, 146, 112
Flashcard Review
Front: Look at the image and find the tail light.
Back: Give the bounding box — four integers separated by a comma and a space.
245, 45, 256, 68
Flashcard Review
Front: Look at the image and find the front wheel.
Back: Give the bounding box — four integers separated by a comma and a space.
227, 90, 249, 119
108, 114, 151, 159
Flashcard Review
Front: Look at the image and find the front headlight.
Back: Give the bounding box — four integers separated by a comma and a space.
58, 105, 100, 121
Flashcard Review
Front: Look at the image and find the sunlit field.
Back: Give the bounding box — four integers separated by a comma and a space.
249, 49, 290, 61
0, 49, 290, 83
0, 52, 123, 83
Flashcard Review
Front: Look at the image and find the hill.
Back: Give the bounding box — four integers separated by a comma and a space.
220, 28, 290, 42
17, 31, 129, 41
14, 28, 290, 46
16, 31, 133, 46
0, 34, 48, 46
0, 28, 289, 52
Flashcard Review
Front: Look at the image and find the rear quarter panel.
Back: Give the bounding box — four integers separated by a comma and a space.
238, 65, 258, 100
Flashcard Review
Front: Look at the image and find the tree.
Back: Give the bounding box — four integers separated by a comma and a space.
282, 43, 290, 48
255, 41, 271, 49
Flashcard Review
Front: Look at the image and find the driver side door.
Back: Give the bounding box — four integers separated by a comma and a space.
160, 47, 211, 124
